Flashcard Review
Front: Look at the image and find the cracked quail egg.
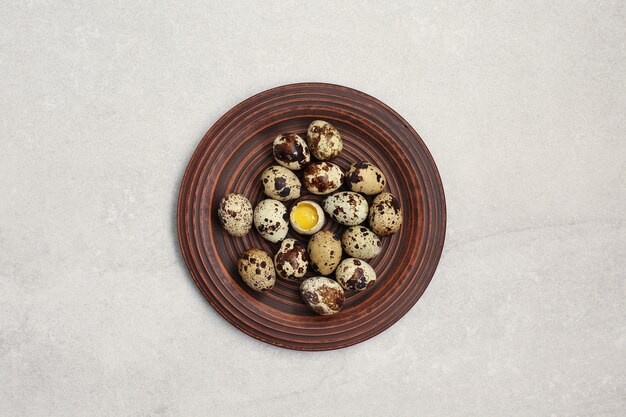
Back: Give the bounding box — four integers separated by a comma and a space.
303, 162, 344, 195
253, 199, 289, 243
307, 230, 342, 275
369, 192, 403, 236
300, 276, 345, 315
261, 165, 301, 201
306, 120, 343, 160
274, 238, 309, 281
345, 161, 386, 195
341, 226, 382, 259
217, 193, 253, 237
323, 191, 368, 226
289, 201, 325, 235
335, 258, 377, 291
272, 133, 310, 170
238, 249, 275, 292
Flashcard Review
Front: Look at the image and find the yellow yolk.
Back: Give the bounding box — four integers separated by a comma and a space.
292, 203, 319, 230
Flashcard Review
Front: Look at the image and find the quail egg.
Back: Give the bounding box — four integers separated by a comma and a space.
274, 238, 309, 281
300, 276, 345, 315
303, 162, 344, 195
253, 199, 289, 243
335, 258, 377, 291
323, 191, 368, 226
217, 193, 253, 237
238, 249, 275, 292
341, 226, 382, 259
290, 201, 325, 235
307, 230, 342, 275
261, 165, 301, 201
345, 161, 386, 195
369, 192, 403, 236
272, 133, 310, 170
306, 120, 343, 160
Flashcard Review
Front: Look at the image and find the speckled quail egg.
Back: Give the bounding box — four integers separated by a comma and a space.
289, 201, 325, 235
253, 199, 289, 243
274, 238, 309, 281
323, 191, 368, 226
306, 120, 343, 160
261, 165, 301, 201
303, 162, 344, 195
272, 133, 310, 170
345, 161, 386, 195
238, 249, 275, 292
307, 230, 342, 275
217, 193, 253, 237
335, 258, 377, 291
341, 226, 382, 259
369, 192, 403, 236
300, 276, 345, 315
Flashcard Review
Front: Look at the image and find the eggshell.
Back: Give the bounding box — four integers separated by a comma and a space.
261, 165, 301, 201
306, 120, 343, 160
345, 161, 386, 195
274, 238, 309, 281
217, 193, 253, 237
341, 226, 382, 259
323, 191, 368, 226
303, 162, 344, 195
253, 199, 289, 243
369, 192, 403, 236
300, 277, 345, 315
272, 133, 310, 170
307, 230, 342, 275
335, 258, 377, 291
238, 249, 275, 292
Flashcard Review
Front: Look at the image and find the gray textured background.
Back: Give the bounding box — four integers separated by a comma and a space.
1, 1, 625, 416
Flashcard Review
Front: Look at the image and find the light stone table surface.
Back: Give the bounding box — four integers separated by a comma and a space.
1, 1, 624, 416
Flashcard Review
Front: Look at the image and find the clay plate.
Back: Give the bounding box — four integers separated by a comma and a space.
177, 83, 446, 350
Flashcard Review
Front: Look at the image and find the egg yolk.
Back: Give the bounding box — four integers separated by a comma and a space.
292, 203, 318, 230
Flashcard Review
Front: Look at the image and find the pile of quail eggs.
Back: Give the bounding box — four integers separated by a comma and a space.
217, 120, 403, 316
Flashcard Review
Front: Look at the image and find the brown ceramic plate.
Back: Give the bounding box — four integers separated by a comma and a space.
177, 83, 446, 351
